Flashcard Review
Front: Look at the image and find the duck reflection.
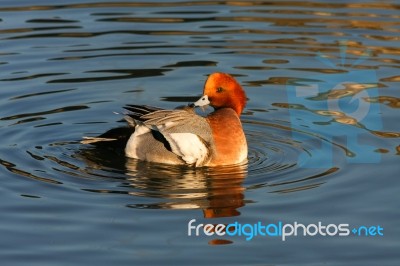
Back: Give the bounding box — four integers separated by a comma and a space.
79, 131, 248, 219
125, 159, 247, 218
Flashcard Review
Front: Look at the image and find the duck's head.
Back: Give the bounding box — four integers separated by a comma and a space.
193, 72, 247, 115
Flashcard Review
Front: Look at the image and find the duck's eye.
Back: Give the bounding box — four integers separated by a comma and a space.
216, 87, 224, 93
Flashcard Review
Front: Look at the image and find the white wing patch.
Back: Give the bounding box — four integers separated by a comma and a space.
168, 133, 209, 166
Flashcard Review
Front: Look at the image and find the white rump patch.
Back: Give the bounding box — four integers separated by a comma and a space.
168, 133, 208, 166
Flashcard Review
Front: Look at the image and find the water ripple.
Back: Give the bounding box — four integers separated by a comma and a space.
0, 117, 341, 217
0, 0, 399, 261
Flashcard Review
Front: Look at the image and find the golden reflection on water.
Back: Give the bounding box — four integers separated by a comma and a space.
380, 75, 400, 82
364, 96, 400, 108
371, 131, 400, 138
276, 102, 400, 140
1, 1, 398, 12
333, 116, 359, 125
309, 82, 378, 101
314, 110, 359, 126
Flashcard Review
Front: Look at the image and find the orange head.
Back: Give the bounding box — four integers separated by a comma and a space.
194, 73, 247, 115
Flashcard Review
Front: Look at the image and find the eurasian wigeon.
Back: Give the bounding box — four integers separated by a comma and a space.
83, 72, 248, 167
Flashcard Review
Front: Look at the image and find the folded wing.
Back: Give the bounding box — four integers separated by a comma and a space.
124, 105, 214, 166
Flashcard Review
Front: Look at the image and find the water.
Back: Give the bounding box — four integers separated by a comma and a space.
0, 1, 399, 265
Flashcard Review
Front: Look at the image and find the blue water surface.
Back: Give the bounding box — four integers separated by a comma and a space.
0, 1, 399, 265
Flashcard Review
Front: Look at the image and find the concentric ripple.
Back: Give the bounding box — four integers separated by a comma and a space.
0, 113, 341, 218
64, 118, 341, 217
244, 120, 340, 193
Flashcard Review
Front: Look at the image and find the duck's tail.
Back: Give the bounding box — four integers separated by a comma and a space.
81, 126, 134, 146
80, 137, 118, 144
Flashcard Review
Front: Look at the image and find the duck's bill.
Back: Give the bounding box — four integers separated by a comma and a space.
193, 95, 210, 107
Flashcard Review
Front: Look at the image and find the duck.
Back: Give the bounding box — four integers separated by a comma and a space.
83, 72, 248, 167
